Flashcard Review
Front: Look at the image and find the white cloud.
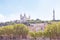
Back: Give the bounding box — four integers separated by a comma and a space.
7, 13, 20, 21
0, 14, 4, 19
0, 14, 6, 22
0, 11, 33, 22
0, 13, 20, 22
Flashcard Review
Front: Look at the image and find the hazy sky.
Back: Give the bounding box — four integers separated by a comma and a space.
0, 0, 60, 22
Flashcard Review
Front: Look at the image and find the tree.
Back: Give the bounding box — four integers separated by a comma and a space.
35, 18, 41, 23
1, 25, 14, 40
13, 24, 29, 39
29, 31, 43, 40
0, 27, 5, 40
0, 24, 29, 40
29, 31, 36, 40
44, 23, 59, 40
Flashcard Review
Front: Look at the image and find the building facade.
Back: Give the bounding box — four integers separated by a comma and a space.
20, 13, 30, 25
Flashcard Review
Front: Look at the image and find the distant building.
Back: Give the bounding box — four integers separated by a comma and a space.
29, 23, 47, 31
20, 13, 30, 25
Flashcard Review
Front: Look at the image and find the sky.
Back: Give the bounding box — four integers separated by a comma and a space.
0, 0, 60, 22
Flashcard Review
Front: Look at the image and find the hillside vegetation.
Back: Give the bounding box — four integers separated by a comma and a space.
0, 23, 60, 40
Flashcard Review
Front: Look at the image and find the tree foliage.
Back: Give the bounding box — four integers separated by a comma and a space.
0, 24, 29, 39
44, 22, 60, 40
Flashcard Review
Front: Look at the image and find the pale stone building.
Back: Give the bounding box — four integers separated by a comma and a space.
20, 13, 30, 23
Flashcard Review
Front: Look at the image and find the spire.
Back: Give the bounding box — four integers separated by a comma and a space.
29, 16, 30, 19
24, 13, 26, 17
20, 14, 22, 18
53, 9, 55, 21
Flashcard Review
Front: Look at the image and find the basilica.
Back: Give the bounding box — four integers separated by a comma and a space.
20, 13, 30, 25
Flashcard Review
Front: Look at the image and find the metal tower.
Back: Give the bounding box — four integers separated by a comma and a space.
53, 9, 55, 21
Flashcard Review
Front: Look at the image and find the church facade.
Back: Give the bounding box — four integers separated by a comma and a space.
20, 13, 30, 25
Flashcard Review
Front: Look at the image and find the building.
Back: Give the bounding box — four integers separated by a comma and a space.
28, 23, 47, 32
20, 13, 47, 31
20, 13, 30, 25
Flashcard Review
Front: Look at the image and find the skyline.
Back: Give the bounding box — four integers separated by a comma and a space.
0, 0, 60, 22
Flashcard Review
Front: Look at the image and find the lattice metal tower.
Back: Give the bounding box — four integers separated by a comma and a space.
53, 9, 55, 21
